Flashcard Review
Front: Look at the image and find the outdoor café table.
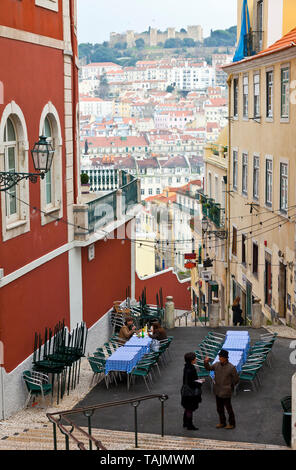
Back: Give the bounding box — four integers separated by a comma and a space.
226, 331, 250, 339
105, 346, 145, 390
125, 335, 152, 354
222, 337, 250, 362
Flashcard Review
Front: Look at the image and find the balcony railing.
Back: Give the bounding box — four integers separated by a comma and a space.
244, 31, 264, 57
198, 193, 225, 229
74, 173, 140, 241
121, 178, 138, 215
88, 191, 117, 233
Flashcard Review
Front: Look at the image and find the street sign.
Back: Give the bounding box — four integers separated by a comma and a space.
184, 253, 196, 260
201, 270, 212, 281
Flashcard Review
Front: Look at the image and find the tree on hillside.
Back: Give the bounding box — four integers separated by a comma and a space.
91, 44, 120, 64
182, 38, 196, 47
204, 26, 237, 47
164, 38, 183, 48
95, 73, 110, 100
114, 41, 127, 50
135, 38, 145, 49
78, 43, 93, 62
166, 85, 175, 93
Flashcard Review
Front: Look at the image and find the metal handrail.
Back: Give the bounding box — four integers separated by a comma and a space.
46, 393, 168, 450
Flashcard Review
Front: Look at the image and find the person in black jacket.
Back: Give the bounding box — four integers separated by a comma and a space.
232, 296, 244, 326
181, 352, 202, 430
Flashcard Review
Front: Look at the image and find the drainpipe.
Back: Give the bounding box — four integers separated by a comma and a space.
69, 0, 78, 204
226, 73, 233, 326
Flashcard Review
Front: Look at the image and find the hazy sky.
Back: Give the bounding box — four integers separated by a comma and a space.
77, 0, 237, 44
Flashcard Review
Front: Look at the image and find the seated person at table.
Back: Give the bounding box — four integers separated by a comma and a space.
149, 321, 167, 341
118, 317, 137, 344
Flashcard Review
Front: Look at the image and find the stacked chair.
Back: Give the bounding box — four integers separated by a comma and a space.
129, 288, 164, 328
237, 332, 277, 393
31, 320, 88, 404
194, 332, 226, 388
23, 370, 53, 408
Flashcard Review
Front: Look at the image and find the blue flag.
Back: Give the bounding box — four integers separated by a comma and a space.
233, 0, 251, 62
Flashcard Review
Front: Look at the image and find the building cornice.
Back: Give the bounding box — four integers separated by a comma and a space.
0, 25, 65, 50
223, 47, 296, 74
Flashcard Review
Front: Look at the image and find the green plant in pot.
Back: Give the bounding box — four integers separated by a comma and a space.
81, 173, 90, 193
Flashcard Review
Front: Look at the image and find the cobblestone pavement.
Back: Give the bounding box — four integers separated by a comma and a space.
265, 325, 296, 339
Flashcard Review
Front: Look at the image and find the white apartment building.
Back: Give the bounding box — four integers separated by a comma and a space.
173, 63, 215, 91
79, 96, 114, 118
81, 62, 122, 80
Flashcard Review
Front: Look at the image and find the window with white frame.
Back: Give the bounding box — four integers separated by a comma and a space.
43, 117, 53, 206
35, 0, 59, 12
243, 75, 249, 118
253, 73, 260, 118
4, 118, 18, 220
253, 155, 259, 200
265, 158, 272, 206
242, 153, 248, 195
281, 67, 290, 119
280, 162, 288, 213
266, 70, 273, 118
233, 150, 238, 190
215, 175, 219, 204
232, 225, 237, 256
233, 78, 239, 117
208, 172, 212, 198
0, 103, 30, 241
39, 104, 63, 226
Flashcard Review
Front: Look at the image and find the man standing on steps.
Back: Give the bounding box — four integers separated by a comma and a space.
204, 349, 239, 429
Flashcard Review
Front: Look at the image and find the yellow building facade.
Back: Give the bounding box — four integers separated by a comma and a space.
191, 131, 229, 323
224, 26, 296, 327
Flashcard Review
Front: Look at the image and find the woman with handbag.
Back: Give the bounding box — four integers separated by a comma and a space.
181, 352, 203, 430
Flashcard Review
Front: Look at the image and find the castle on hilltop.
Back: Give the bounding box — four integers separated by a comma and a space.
109, 25, 203, 47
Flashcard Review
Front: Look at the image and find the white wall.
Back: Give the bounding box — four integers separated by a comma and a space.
267, 0, 283, 47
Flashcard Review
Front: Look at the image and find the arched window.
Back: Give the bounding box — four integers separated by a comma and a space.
43, 116, 53, 206
0, 101, 30, 241
39, 103, 63, 226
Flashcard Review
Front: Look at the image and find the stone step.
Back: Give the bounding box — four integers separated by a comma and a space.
0, 425, 290, 451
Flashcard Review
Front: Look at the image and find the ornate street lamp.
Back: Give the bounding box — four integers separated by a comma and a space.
201, 216, 209, 233
0, 135, 54, 191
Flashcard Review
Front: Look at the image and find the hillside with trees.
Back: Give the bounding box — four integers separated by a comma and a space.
78, 26, 237, 65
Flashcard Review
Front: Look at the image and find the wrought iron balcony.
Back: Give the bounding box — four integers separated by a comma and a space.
244, 30, 264, 57
199, 195, 225, 229
73, 173, 140, 241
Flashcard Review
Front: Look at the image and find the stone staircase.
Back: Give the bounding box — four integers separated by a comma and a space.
0, 423, 290, 450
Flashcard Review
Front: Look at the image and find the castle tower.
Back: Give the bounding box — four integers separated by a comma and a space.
150, 28, 158, 46
167, 27, 176, 39
187, 25, 203, 42
126, 30, 135, 48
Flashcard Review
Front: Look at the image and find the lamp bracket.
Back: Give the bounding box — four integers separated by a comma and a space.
0, 171, 46, 192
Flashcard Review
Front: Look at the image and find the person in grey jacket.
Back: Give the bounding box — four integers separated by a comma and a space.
204, 349, 239, 429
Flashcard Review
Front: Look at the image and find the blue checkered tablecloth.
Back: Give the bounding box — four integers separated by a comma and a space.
222, 337, 250, 361
105, 346, 145, 374
125, 335, 152, 353
226, 330, 250, 338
